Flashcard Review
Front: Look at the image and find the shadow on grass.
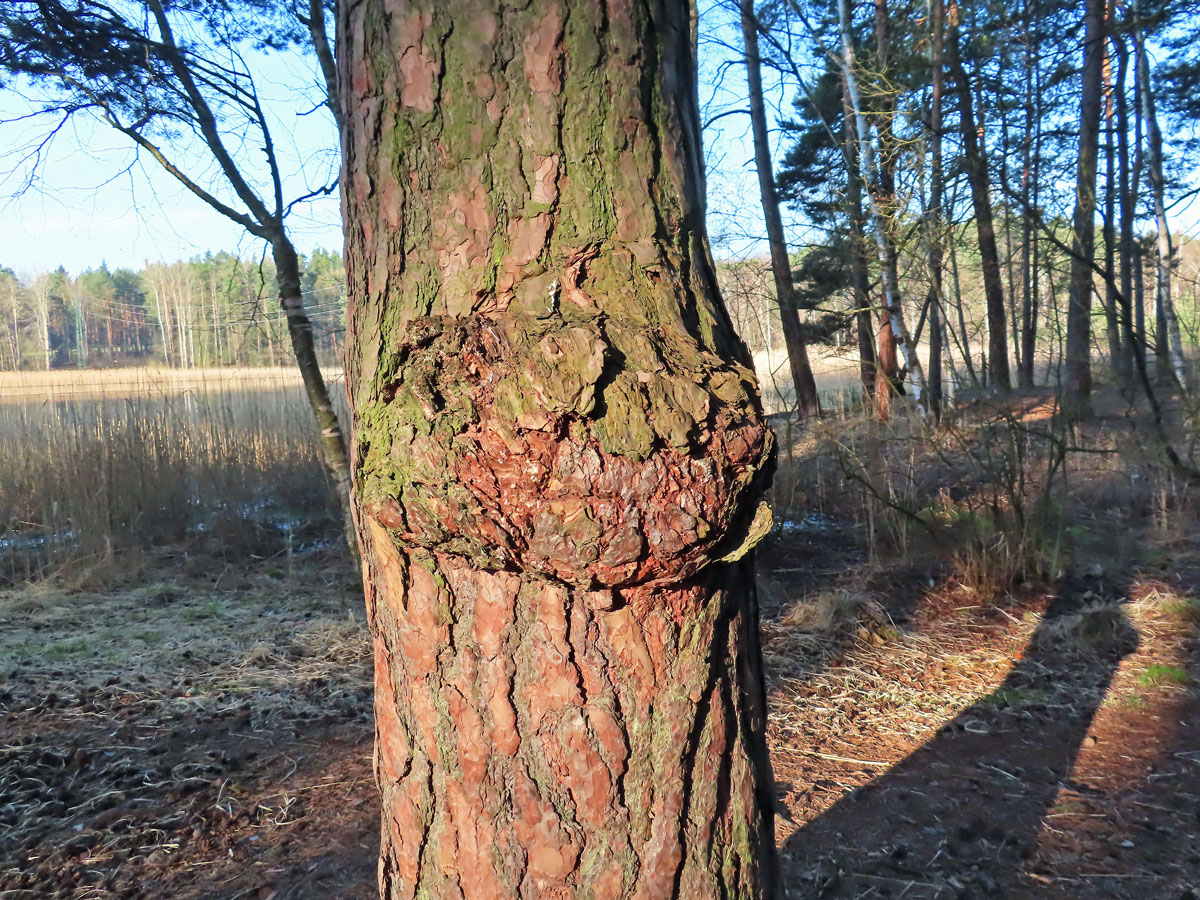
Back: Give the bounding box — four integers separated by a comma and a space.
779, 574, 1141, 899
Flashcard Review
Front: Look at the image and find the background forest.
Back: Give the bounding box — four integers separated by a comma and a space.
0, 250, 346, 370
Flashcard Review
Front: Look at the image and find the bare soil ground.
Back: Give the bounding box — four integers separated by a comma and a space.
2, 468, 1198, 898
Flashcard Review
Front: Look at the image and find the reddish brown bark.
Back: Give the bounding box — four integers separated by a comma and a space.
876, 307, 899, 419
839, 0, 924, 418
338, 1, 781, 897
871, 0, 904, 414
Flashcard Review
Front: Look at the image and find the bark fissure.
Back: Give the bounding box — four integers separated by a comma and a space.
670, 593, 732, 898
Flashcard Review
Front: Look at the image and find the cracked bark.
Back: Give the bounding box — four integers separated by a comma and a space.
338, 1, 781, 897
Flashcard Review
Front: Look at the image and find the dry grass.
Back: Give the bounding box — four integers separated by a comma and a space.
0, 367, 350, 584
753, 347, 863, 416
764, 589, 1025, 763
1, 354, 1197, 896
0, 549, 374, 898
760, 385, 1200, 829
0, 367, 345, 401
767, 382, 1200, 600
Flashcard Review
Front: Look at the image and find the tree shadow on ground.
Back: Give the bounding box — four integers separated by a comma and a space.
780, 574, 1141, 899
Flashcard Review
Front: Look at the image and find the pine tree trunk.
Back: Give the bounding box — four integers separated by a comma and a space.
1101, 29, 1124, 384
872, 0, 907, 411
876, 305, 900, 419
1064, 0, 1106, 417
948, 225, 980, 390
850, 190, 877, 401
338, 2, 781, 897
1114, 29, 1136, 388
1131, 25, 1148, 376
1001, 118, 1021, 382
838, 0, 928, 418
947, 19, 1011, 393
740, 0, 821, 421
925, 0, 946, 419
842, 96, 877, 400
1018, 11, 1039, 390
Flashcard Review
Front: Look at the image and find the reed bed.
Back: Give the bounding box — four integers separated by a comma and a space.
0, 367, 330, 401
0, 368, 349, 583
752, 346, 864, 417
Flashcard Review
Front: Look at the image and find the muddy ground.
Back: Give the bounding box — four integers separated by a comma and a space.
1, 510, 1198, 898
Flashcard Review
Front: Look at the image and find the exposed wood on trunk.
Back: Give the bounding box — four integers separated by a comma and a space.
338, 1, 782, 896
876, 306, 901, 419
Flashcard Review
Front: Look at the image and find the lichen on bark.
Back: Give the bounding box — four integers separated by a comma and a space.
339, 0, 783, 896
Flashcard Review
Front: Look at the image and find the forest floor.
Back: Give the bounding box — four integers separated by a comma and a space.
760, 519, 1200, 899
2, 404, 1199, 899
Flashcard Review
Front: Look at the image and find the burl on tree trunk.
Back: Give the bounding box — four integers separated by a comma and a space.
338, 1, 782, 897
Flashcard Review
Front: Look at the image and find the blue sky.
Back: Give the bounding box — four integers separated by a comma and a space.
0, 4, 787, 278
0, 23, 343, 278
1, 5, 1195, 278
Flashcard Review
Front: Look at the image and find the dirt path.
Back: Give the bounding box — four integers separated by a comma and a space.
2, 529, 1197, 898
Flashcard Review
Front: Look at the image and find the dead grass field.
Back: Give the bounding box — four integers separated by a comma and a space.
754, 347, 864, 416
2, 493, 1196, 898
0, 368, 349, 583
0, 367, 346, 402
0, 548, 375, 900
